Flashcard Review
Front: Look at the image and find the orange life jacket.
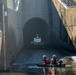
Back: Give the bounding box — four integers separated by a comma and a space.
45, 58, 50, 64
51, 59, 55, 64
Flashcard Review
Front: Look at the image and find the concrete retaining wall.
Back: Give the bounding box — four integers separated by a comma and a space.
52, 0, 76, 50
0, 0, 23, 69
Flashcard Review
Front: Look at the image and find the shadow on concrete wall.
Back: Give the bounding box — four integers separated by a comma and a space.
6, 25, 17, 65
50, 0, 75, 50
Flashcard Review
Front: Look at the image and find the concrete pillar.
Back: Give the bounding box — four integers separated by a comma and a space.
1, 0, 8, 71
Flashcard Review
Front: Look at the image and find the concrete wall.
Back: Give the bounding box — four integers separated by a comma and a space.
52, 0, 76, 50
0, 0, 23, 69
66, 8, 76, 48
51, 1, 61, 39
22, 0, 63, 49
22, 0, 50, 25
0, 0, 2, 67
22, 0, 51, 47
0, 0, 2, 29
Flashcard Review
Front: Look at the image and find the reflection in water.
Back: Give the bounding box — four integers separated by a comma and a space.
65, 68, 75, 75
0, 73, 28, 75
43, 67, 51, 75
43, 67, 65, 75
42, 67, 76, 75
0, 67, 76, 75
41, 62, 76, 75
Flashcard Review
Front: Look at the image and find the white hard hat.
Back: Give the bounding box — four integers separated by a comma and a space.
52, 55, 56, 57
60, 59, 63, 61
43, 55, 47, 58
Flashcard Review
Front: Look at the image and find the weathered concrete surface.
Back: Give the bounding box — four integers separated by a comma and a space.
0, 30, 2, 53
53, 0, 76, 49
0, 0, 2, 29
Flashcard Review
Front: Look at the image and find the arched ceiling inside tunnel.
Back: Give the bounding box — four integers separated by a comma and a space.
23, 17, 49, 49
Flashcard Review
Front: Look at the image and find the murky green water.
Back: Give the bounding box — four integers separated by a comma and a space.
0, 68, 76, 75
0, 67, 76, 75
0, 62, 76, 75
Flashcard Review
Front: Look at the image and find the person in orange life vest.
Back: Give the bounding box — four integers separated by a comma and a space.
51, 55, 57, 65
43, 55, 51, 64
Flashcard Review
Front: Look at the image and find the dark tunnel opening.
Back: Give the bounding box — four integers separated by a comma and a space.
23, 17, 49, 49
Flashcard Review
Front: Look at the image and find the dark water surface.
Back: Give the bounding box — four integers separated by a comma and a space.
1, 49, 76, 75
0, 67, 76, 75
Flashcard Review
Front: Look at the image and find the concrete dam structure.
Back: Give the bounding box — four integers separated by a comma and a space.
0, 0, 75, 70
22, 0, 58, 49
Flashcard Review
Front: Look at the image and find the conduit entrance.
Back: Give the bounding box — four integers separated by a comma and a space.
23, 18, 48, 49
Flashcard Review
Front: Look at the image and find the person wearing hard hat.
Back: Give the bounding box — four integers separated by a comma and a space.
43, 55, 51, 65
51, 55, 57, 65
43, 55, 51, 74
58, 59, 63, 67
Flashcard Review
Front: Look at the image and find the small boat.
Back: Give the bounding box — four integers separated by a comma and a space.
31, 34, 45, 45
36, 63, 66, 67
